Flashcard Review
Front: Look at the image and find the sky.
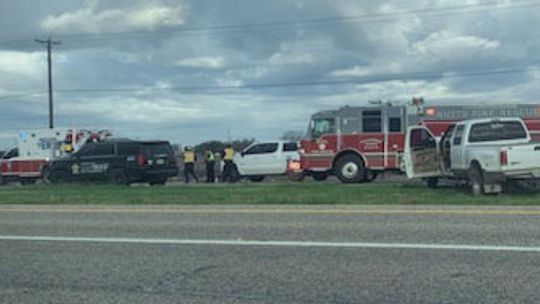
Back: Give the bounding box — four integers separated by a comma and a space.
0, 0, 539, 148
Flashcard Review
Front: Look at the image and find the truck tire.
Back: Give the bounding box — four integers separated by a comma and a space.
249, 176, 265, 182
0, 175, 5, 186
468, 165, 484, 196
312, 172, 328, 182
335, 154, 365, 183
365, 171, 378, 183
427, 177, 439, 188
41, 166, 57, 185
110, 170, 129, 186
287, 171, 305, 182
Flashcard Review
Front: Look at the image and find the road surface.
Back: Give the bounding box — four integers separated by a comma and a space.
1, 205, 540, 303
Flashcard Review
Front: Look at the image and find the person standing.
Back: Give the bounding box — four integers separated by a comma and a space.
182, 146, 199, 184
221, 144, 236, 182
204, 150, 216, 183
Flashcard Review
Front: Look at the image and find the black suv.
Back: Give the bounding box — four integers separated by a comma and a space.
43, 139, 178, 185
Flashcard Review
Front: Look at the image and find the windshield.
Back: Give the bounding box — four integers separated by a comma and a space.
310, 118, 336, 138
468, 121, 528, 143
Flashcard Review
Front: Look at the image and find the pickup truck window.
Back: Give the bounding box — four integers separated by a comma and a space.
453, 126, 464, 146
244, 143, 278, 155
468, 121, 527, 143
283, 143, 298, 152
410, 129, 436, 149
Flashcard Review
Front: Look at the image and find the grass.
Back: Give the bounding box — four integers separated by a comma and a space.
0, 182, 539, 205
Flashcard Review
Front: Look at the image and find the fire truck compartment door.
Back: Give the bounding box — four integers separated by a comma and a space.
404, 126, 441, 178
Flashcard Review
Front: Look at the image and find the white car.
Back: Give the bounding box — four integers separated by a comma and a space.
234, 141, 300, 182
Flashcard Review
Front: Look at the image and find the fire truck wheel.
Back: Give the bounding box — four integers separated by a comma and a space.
365, 171, 378, 182
312, 172, 328, 181
335, 154, 365, 183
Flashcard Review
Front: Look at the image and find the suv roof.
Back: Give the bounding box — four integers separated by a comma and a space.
99, 138, 170, 144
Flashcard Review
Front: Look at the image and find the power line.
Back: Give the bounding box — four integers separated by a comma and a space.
0, 64, 537, 101
1, 0, 539, 48
49, 65, 540, 94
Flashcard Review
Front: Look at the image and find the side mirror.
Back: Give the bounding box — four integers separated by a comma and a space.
241, 152, 245, 157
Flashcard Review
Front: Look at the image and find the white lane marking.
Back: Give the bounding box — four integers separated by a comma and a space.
1, 235, 540, 252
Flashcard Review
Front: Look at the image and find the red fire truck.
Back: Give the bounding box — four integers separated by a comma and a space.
297, 98, 540, 183
0, 128, 112, 185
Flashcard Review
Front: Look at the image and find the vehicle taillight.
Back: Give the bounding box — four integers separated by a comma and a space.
288, 160, 301, 171
137, 155, 146, 166
500, 150, 508, 166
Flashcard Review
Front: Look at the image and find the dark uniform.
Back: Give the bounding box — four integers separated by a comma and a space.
205, 150, 216, 183
182, 148, 199, 183
221, 145, 236, 182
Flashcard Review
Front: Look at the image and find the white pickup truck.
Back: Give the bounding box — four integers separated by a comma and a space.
234, 141, 300, 182
403, 117, 540, 195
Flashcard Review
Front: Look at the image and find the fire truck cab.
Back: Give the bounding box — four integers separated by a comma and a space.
299, 99, 540, 183
301, 102, 410, 183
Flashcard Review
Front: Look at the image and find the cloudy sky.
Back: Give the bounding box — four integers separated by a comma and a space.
0, 0, 539, 147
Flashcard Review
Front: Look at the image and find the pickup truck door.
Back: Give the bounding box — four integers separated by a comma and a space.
403, 126, 441, 178
450, 125, 466, 170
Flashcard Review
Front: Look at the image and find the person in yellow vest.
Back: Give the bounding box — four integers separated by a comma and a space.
182, 146, 199, 183
221, 144, 236, 182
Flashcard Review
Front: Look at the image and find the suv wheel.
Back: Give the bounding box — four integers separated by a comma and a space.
110, 170, 129, 186
335, 155, 365, 183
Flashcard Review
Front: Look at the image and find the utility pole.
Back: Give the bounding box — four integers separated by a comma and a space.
35, 38, 61, 129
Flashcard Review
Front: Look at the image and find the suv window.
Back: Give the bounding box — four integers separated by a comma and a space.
143, 143, 173, 157
244, 143, 278, 155
283, 142, 298, 152
469, 121, 527, 142
77, 144, 95, 156
117, 143, 140, 156
93, 143, 114, 156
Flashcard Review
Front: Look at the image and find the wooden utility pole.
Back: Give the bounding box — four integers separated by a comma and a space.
35, 38, 61, 129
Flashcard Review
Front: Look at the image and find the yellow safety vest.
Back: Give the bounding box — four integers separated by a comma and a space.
224, 148, 235, 160
205, 151, 215, 162
183, 151, 195, 163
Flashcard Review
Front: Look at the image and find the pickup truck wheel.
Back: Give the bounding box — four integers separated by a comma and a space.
427, 177, 439, 189
287, 171, 305, 182
469, 165, 484, 196
249, 176, 265, 182
312, 172, 328, 182
335, 155, 365, 183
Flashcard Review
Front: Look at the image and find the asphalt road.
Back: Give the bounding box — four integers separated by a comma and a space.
1, 205, 540, 304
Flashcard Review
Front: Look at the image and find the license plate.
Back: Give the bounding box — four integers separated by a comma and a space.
156, 159, 165, 165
